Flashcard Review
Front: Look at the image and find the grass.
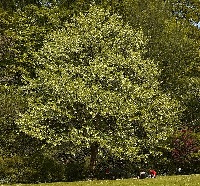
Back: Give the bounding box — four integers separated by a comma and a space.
2, 175, 200, 186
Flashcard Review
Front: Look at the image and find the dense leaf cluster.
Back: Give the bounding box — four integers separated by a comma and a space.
0, 0, 199, 183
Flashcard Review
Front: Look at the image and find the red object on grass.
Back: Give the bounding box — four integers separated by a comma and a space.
149, 170, 156, 178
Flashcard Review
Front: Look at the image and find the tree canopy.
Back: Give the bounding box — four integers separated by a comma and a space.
0, 0, 199, 182
17, 6, 181, 162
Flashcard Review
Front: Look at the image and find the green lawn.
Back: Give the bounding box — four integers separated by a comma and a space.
2, 175, 200, 186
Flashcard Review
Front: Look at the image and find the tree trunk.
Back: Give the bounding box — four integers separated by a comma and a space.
89, 142, 99, 178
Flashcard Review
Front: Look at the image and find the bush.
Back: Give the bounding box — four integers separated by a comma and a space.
171, 130, 200, 174
0, 154, 66, 183
0, 155, 28, 183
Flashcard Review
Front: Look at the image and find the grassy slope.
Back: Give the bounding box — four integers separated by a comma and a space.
3, 175, 200, 186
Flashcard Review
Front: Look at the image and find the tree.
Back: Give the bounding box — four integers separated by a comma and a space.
110, 0, 200, 131
171, 129, 200, 174
0, 0, 41, 11
17, 5, 181, 174
170, 0, 200, 24
0, 4, 71, 85
0, 5, 69, 178
0, 4, 68, 154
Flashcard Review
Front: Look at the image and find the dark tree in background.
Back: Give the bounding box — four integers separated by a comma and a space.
172, 129, 200, 174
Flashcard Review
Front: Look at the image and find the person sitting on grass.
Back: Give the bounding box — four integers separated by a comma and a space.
139, 170, 147, 179
149, 169, 157, 178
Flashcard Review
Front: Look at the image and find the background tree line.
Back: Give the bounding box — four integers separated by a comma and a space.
0, 0, 200, 183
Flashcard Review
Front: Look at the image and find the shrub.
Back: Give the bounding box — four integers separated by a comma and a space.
171, 130, 200, 174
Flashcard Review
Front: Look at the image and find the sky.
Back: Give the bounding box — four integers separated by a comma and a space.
195, 22, 200, 28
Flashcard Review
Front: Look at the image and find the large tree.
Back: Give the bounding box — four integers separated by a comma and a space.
17, 6, 181, 173
109, 0, 200, 130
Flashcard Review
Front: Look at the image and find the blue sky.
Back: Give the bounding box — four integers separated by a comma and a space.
191, 21, 200, 28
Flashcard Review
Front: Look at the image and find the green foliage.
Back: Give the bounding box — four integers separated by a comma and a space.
170, 0, 200, 23
17, 5, 181, 161
0, 85, 25, 156
1, 0, 199, 182
111, 0, 200, 129
0, 5, 70, 86
171, 130, 200, 174
0, 155, 25, 183
0, 0, 58, 11
0, 153, 66, 183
